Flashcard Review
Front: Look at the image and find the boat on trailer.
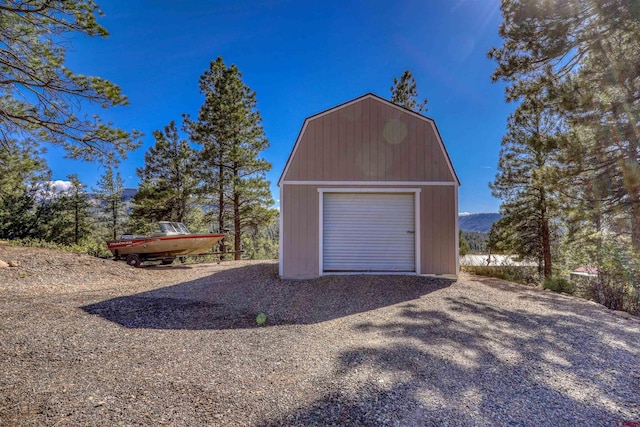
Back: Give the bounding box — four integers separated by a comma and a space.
106, 222, 225, 267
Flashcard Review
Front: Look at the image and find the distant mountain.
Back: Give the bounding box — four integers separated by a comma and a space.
88, 188, 137, 201
122, 188, 137, 201
88, 188, 137, 214
459, 213, 501, 233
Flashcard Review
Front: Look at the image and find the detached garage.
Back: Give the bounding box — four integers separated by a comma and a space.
278, 93, 460, 279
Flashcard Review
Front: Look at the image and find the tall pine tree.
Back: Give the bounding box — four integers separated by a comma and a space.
490, 93, 562, 277
93, 167, 125, 240
561, 31, 640, 250
65, 174, 93, 245
185, 57, 274, 259
130, 120, 198, 232
489, 0, 640, 252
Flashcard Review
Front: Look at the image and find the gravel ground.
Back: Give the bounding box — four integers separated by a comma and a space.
1, 245, 639, 426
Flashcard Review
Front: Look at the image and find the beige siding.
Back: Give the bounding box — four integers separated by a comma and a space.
419, 186, 456, 274
281, 184, 457, 278
283, 97, 455, 183
282, 185, 319, 278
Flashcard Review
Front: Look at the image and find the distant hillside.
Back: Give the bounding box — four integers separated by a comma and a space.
88, 188, 137, 202
88, 188, 137, 214
459, 213, 501, 233
461, 230, 488, 253
122, 188, 137, 201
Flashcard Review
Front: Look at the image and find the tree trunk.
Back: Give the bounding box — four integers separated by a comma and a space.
623, 143, 640, 253
74, 196, 79, 245
112, 199, 117, 240
234, 193, 241, 260
537, 255, 543, 277
233, 164, 241, 260
540, 189, 552, 278
541, 216, 552, 278
631, 199, 640, 253
176, 159, 184, 223
217, 162, 225, 259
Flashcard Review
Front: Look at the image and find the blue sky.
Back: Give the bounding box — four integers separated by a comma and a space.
47, 0, 512, 214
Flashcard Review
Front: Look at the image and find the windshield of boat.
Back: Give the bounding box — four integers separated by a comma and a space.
158, 222, 179, 234
173, 222, 191, 234
155, 222, 191, 235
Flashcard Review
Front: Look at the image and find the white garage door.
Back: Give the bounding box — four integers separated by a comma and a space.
323, 193, 415, 272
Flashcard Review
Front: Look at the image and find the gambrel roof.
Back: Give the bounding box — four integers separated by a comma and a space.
278, 93, 460, 186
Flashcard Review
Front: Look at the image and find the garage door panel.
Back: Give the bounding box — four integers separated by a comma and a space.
323, 193, 415, 272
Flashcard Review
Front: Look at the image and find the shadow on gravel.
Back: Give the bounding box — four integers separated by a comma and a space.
81, 263, 454, 330
260, 294, 640, 426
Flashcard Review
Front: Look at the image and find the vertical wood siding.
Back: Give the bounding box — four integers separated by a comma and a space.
283, 97, 455, 183
281, 184, 457, 278
419, 186, 456, 274
282, 185, 319, 278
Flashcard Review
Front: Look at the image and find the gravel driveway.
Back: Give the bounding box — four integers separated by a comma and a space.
1, 247, 639, 426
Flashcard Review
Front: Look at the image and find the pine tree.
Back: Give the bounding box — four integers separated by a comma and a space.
93, 167, 125, 240
461, 231, 488, 253
459, 230, 470, 257
390, 70, 428, 113
561, 32, 640, 250
242, 212, 279, 259
490, 93, 562, 277
185, 57, 274, 260
65, 174, 93, 244
36, 183, 75, 244
489, 0, 640, 252
130, 121, 198, 232
0, 0, 141, 161
184, 58, 231, 250
0, 139, 50, 239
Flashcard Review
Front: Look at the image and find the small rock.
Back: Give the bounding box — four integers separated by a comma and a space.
8, 260, 20, 267
0, 260, 9, 269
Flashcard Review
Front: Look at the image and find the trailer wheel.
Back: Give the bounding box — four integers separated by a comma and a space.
160, 258, 175, 265
179, 257, 187, 264
126, 254, 142, 268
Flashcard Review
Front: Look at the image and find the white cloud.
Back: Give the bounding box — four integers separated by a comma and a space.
35, 180, 74, 199
459, 212, 471, 216
49, 180, 73, 192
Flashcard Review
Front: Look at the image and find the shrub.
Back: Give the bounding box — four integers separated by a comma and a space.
8, 237, 113, 259
463, 265, 539, 286
542, 277, 576, 294
575, 272, 639, 315
562, 229, 640, 315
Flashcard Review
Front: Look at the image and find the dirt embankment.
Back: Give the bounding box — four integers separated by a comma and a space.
0, 243, 257, 293
0, 244, 149, 291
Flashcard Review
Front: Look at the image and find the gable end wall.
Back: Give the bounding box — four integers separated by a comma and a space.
282, 96, 457, 184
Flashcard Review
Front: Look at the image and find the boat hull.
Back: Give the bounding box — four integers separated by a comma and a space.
106, 234, 225, 259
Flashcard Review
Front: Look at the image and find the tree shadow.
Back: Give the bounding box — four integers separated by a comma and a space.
260, 290, 640, 426
81, 263, 454, 330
